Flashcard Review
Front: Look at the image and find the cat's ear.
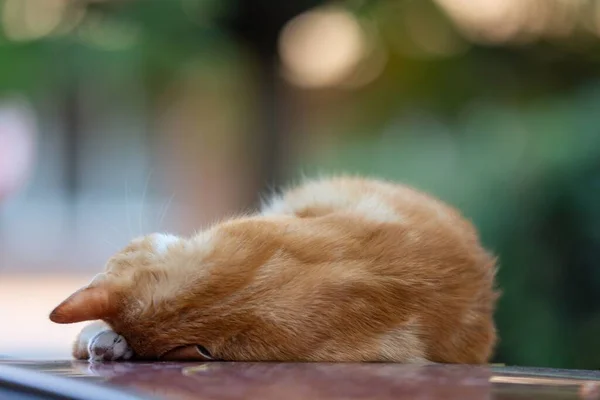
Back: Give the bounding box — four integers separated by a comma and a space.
49, 283, 116, 324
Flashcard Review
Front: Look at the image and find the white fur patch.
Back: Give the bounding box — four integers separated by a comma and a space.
354, 195, 402, 224
261, 183, 349, 217
262, 188, 402, 224
261, 195, 293, 216
139, 231, 214, 307
151, 233, 180, 255
78, 321, 111, 345
378, 320, 428, 363
190, 230, 215, 254
88, 329, 133, 362
304, 184, 352, 210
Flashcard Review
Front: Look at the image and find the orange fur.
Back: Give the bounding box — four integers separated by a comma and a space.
52, 176, 499, 363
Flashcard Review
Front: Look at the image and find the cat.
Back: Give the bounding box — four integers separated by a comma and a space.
50, 176, 499, 363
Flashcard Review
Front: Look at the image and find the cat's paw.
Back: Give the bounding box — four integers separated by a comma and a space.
88, 330, 133, 362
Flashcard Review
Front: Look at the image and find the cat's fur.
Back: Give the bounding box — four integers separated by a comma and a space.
50, 176, 499, 363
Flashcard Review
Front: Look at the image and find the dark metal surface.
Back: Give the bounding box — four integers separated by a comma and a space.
2, 360, 600, 400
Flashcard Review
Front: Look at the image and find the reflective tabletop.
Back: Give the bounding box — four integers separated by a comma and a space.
2, 360, 600, 400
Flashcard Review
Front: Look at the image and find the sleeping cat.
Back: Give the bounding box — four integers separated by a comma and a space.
50, 176, 499, 363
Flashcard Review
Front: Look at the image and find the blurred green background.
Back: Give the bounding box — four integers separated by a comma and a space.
0, 0, 599, 368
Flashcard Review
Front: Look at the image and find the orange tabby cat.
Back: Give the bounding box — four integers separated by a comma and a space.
49, 176, 499, 363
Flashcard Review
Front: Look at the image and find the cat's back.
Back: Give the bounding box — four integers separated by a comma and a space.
259, 176, 498, 363
260, 175, 488, 272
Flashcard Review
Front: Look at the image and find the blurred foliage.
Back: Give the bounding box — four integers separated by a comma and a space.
0, 0, 237, 96
1, 0, 599, 369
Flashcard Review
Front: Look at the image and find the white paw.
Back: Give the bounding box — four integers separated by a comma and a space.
87, 330, 133, 362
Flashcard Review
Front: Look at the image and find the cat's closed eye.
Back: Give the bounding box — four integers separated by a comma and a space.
160, 345, 215, 361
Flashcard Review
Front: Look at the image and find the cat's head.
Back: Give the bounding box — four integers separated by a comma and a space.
49, 230, 244, 360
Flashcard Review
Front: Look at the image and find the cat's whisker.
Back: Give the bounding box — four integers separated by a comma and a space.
100, 238, 119, 252
83, 200, 122, 244
107, 223, 123, 239
89, 214, 123, 251
157, 193, 175, 232
124, 180, 133, 238
139, 170, 153, 236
